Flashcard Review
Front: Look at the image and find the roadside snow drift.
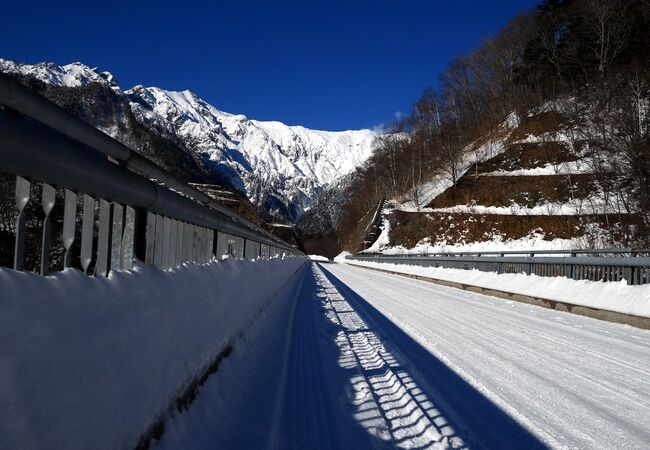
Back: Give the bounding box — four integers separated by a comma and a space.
0, 257, 306, 450
346, 259, 650, 318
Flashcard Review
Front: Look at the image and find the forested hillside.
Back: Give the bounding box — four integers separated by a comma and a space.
299, 0, 650, 256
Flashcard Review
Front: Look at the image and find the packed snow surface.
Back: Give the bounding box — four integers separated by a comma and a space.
0, 257, 306, 450
153, 263, 649, 449
324, 264, 650, 448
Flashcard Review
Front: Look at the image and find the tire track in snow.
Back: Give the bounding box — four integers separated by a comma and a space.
361, 273, 650, 418
313, 264, 465, 449
323, 263, 650, 449
337, 266, 650, 446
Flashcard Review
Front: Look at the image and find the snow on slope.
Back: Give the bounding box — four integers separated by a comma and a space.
398, 112, 518, 212
373, 231, 597, 255
126, 85, 376, 219
0, 60, 120, 89
0, 59, 377, 221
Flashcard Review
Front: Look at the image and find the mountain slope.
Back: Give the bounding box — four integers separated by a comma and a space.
126, 85, 377, 220
0, 59, 378, 222
366, 101, 644, 254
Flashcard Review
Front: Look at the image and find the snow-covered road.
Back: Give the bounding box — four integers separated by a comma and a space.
155, 262, 650, 449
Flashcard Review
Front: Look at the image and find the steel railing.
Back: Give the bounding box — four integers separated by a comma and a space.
350, 249, 650, 285
0, 73, 302, 276
360, 249, 650, 257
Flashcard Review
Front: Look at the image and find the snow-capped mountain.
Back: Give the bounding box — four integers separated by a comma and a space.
0, 59, 120, 88
125, 85, 377, 219
0, 59, 378, 221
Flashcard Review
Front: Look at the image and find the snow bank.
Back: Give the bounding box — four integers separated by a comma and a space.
309, 254, 330, 261
0, 256, 307, 450
344, 259, 650, 318
363, 217, 391, 253
334, 251, 352, 263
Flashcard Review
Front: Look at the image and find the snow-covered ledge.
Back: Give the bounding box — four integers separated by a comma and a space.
344, 258, 650, 321
0, 257, 306, 450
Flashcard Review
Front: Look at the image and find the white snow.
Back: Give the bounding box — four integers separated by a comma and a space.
0, 59, 379, 220
344, 258, 650, 318
380, 230, 594, 255
480, 160, 591, 176
398, 114, 517, 211
126, 85, 377, 218
397, 178, 453, 211
363, 217, 391, 253
414, 199, 618, 216
0, 256, 306, 450
3, 253, 647, 449
152, 262, 650, 449
504, 111, 520, 129
320, 264, 650, 449
308, 254, 330, 261
155, 264, 470, 449
0, 59, 120, 90
334, 251, 352, 262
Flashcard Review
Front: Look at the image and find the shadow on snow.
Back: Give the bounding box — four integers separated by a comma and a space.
315, 263, 547, 450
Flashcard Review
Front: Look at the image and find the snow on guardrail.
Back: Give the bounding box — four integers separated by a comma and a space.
344, 258, 650, 319
0, 256, 306, 450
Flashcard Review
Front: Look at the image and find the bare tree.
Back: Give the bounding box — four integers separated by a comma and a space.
579, 0, 631, 79
536, 2, 572, 83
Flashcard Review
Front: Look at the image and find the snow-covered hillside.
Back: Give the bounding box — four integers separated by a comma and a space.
0, 60, 377, 221
364, 100, 642, 254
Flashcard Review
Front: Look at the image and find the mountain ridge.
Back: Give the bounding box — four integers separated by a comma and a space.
0, 59, 378, 222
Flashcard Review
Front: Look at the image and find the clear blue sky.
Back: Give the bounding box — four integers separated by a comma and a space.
2, 0, 539, 131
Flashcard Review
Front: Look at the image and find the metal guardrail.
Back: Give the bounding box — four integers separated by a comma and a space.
350, 250, 650, 285
360, 249, 650, 257
0, 73, 302, 276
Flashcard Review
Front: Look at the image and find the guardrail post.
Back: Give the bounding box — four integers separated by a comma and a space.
144, 212, 156, 265
628, 266, 635, 285
110, 203, 124, 271
168, 219, 178, 267
134, 207, 148, 263
62, 189, 78, 269
121, 205, 136, 269
95, 199, 111, 276
80, 194, 95, 274
40, 183, 56, 275
13, 176, 31, 271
